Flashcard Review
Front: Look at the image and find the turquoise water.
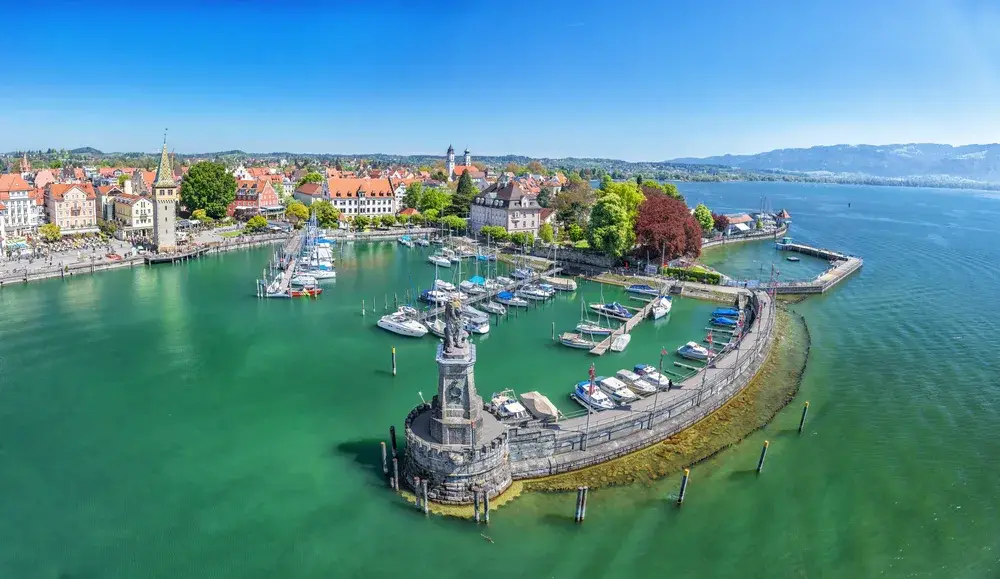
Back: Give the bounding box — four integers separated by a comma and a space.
1, 182, 998, 578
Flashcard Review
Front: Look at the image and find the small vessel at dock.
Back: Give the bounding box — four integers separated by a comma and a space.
428, 254, 451, 268
511, 267, 534, 280
495, 291, 528, 308
290, 287, 323, 297
481, 301, 506, 316
398, 236, 414, 248
615, 369, 657, 395
520, 391, 560, 422
433, 279, 456, 291
420, 289, 451, 304
291, 274, 318, 287
652, 296, 672, 320
573, 380, 616, 411
786, 256, 801, 262
576, 322, 614, 336
677, 341, 710, 361
597, 376, 638, 403
710, 316, 738, 327
426, 317, 446, 338
415, 237, 430, 246
712, 307, 739, 317
634, 364, 670, 389
464, 317, 490, 334
590, 302, 633, 321
490, 389, 529, 420
516, 286, 550, 301
625, 283, 660, 296
542, 276, 577, 291
377, 307, 428, 337
559, 332, 594, 349
609, 333, 631, 352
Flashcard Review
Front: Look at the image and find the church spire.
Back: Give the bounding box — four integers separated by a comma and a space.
153, 131, 175, 187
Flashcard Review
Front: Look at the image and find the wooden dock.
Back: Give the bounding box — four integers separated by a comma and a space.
144, 246, 211, 264
589, 299, 657, 356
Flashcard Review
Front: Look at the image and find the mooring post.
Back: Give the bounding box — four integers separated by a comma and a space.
483, 490, 490, 524
575, 487, 584, 522
798, 401, 809, 434
380, 441, 388, 475
362, 299, 366, 317
677, 468, 690, 505
394, 293, 398, 309
473, 491, 481, 523
756, 440, 769, 474
422, 479, 429, 515
389, 426, 398, 458
373, 295, 376, 313
551, 321, 555, 341
392, 347, 397, 376
384, 294, 388, 311
414, 477, 421, 510
392, 457, 399, 491
580, 487, 589, 522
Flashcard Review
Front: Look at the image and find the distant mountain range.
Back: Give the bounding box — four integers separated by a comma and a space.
669, 143, 1000, 183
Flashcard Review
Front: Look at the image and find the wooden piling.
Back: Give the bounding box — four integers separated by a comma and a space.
422, 479, 429, 515
484, 491, 490, 524
394, 293, 398, 309
473, 492, 481, 523
677, 468, 690, 505
384, 294, 388, 311
373, 295, 376, 313
580, 487, 589, 522
414, 477, 421, 510
551, 321, 555, 341
798, 401, 809, 434
756, 440, 769, 473
389, 426, 398, 457
380, 441, 388, 475
392, 457, 399, 490
392, 347, 397, 376
575, 487, 584, 522
362, 299, 366, 316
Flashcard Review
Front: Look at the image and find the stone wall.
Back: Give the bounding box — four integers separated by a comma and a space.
402, 404, 513, 504
529, 245, 614, 271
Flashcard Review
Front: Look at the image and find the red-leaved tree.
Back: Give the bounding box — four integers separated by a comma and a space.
635, 193, 703, 262
711, 212, 730, 232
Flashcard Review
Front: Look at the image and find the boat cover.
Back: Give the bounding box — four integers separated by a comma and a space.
521, 391, 559, 422
469, 276, 485, 284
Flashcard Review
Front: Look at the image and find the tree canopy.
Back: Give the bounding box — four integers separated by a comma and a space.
510, 231, 535, 248
634, 193, 702, 262
447, 171, 477, 217
286, 201, 309, 225
640, 181, 683, 200
553, 175, 594, 229
353, 215, 372, 230
441, 214, 466, 232
244, 215, 268, 232
180, 161, 237, 219
295, 172, 324, 187
418, 187, 451, 214
312, 199, 341, 228
403, 182, 424, 209
538, 222, 554, 244
39, 223, 61, 242
587, 195, 631, 258
478, 225, 509, 242
693, 203, 714, 233
711, 213, 730, 232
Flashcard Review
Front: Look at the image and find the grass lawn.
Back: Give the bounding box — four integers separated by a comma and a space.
573, 240, 590, 249
219, 230, 243, 238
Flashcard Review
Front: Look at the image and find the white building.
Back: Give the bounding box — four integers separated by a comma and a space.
325, 177, 402, 217
0, 174, 42, 238
468, 177, 541, 236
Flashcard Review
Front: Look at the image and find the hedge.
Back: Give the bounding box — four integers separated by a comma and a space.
661, 266, 721, 285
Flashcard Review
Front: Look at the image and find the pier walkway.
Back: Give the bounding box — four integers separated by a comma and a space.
589, 299, 657, 355
144, 246, 211, 264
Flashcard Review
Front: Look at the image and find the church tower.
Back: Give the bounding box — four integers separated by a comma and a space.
446, 144, 456, 182
463, 148, 471, 168
21, 152, 31, 172
152, 137, 178, 253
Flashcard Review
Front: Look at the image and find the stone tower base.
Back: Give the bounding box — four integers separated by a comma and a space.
402, 403, 512, 504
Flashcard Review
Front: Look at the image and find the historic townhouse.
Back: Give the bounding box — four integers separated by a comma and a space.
0, 174, 42, 236
324, 177, 400, 217
468, 177, 541, 236
227, 179, 283, 218
113, 193, 154, 237
46, 183, 98, 235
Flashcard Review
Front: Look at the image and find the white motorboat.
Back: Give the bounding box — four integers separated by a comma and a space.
434, 279, 456, 291
559, 332, 594, 349
633, 364, 671, 389
609, 333, 631, 352
420, 289, 451, 304
490, 390, 529, 420
484, 279, 505, 291
541, 276, 578, 291
464, 317, 490, 334
428, 255, 452, 267
495, 291, 528, 307
536, 283, 557, 297
461, 305, 490, 323
481, 301, 506, 316
677, 341, 710, 361
615, 369, 657, 395
516, 287, 549, 301
291, 274, 318, 287
597, 376, 639, 403
415, 238, 430, 246
652, 296, 673, 320
573, 380, 616, 411
495, 276, 514, 286
459, 280, 486, 294
576, 322, 613, 336
426, 317, 446, 337
377, 311, 428, 337
307, 268, 337, 280
512, 267, 534, 280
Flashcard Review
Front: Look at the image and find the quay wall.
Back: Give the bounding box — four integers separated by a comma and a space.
507, 291, 776, 479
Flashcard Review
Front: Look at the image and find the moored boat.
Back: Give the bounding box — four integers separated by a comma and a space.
426, 317, 446, 337
633, 364, 670, 389
461, 305, 489, 323
710, 316, 738, 327
597, 376, 639, 403
677, 341, 710, 361
573, 380, 616, 411
712, 307, 739, 317
559, 332, 594, 349
420, 289, 451, 304
615, 369, 657, 395
576, 322, 614, 336
495, 276, 514, 286
377, 309, 428, 337
291, 274, 318, 287
481, 301, 506, 316
290, 287, 323, 298
625, 283, 660, 296
516, 286, 550, 301
428, 254, 452, 267
590, 302, 633, 321
609, 333, 631, 352
652, 296, 672, 319
490, 390, 530, 420
495, 291, 529, 307
433, 279, 456, 291
464, 317, 490, 334
541, 276, 578, 291
415, 237, 430, 246
511, 267, 534, 280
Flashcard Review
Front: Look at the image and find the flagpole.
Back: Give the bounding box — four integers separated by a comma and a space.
584, 363, 595, 451
701, 330, 713, 396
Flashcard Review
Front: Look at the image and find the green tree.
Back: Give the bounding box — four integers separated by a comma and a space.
295, 171, 324, 187
418, 188, 451, 214
510, 231, 535, 248
538, 222, 554, 244
755, 217, 763, 230
180, 161, 237, 219
286, 201, 309, 225
49, 160, 62, 169
478, 225, 509, 242
397, 214, 410, 225
409, 213, 425, 225
244, 215, 268, 232
693, 203, 714, 233
116, 173, 129, 187
554, 175, 595, 229
379, 214, 397, 228
441, 214, 466, 232
98, 219, 118, 237
537, 187, 553, 208
526, 160, 547, 175
447, 170, 477, 217
567, 223, 585, 242
599, 181, 645, 218
312, 199, 341, 228
423, 208, 440, 223
587, 195, 630, 258
39, 223, 61, 242
403, 182, 424, 209
353, 215, 372, 230
599, 174, 613, 191
431, 169, 448, 181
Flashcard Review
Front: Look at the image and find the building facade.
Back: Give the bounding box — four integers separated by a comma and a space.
45, 184, 99, 235
113, 193, 154, 236
227, 179, 283, 218
293, 182, 324, 205
325, 177, 399, 217
151, 141, 178, 253
0, 174, 42, 237
468, 178, 541, 236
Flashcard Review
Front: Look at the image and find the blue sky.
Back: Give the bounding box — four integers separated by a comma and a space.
3, 0, 999, 160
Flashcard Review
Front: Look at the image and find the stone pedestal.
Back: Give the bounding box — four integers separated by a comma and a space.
428, 344, 483, 445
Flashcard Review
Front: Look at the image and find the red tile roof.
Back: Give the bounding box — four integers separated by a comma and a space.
452, 165, 477, 176
398, 207, 419, 216
326, 177, 394, 198
295, 182, 323, 196
0, 174, 31, 194
49, 183, 96, 201
727, 214, 753, 224
97, 185, 123, 196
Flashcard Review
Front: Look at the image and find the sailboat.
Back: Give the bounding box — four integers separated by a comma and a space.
576, 299, 614, 336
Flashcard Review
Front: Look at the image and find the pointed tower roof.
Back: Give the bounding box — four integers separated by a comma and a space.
153, 141, 175, 187
447, 144, 454, 154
